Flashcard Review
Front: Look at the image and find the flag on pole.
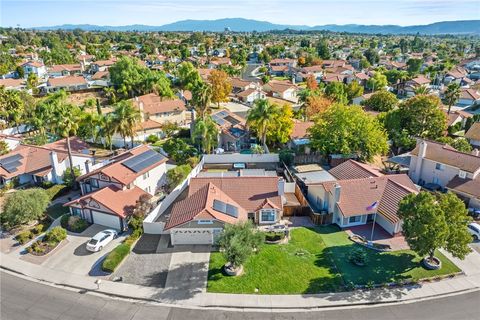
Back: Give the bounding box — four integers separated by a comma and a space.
366, 201, 378, 211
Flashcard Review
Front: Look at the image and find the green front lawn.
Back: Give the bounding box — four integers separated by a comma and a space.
320, 227, 461, 285
207, 226, 461, 294
208, 227, 342, 294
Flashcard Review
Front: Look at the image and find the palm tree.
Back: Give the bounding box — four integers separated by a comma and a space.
48, 93, 82, 189
112, 100, 142, 148
192, 81, 213, 119
79, 112, 102, 144
246, 99, 279, 152
98, 114, 117, 151
414, 85, 431, 96
193, 115, 218, 154
444, 83, 461, 115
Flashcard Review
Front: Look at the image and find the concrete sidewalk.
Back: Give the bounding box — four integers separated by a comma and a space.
1, 251, 480, 310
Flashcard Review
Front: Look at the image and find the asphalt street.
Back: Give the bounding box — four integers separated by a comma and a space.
1, 271, 479, 320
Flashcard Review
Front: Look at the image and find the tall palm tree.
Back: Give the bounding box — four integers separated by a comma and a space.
246, 99, 279, 152
192, 115, 218, 154
444, 83, 461, 115
192, 81, 213, 119
49, 94, 82, 189
98, 113, 117, 151
79, 112, 102, 144
414, 85, 431, 96
112, 100, 142, 148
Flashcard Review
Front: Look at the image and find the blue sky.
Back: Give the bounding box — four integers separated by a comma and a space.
1, 0, 479, 28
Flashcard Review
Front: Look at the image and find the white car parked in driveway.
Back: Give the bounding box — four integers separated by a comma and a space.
467, 223, 480, 241
86, 230, 118, 252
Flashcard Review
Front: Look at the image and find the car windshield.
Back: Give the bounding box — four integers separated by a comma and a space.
88, 239, 98, 245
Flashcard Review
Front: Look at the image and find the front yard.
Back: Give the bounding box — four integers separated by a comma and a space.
207, 226, 461, 294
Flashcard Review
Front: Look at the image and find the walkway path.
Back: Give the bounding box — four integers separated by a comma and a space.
2, 248, 480, 310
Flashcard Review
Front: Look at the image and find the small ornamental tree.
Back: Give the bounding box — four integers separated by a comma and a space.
362, 90, 398, 112
1, 188, 50, 229
217, 221, 264, 270
398, 192, 471, 265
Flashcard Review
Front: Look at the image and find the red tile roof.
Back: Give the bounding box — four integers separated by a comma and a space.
64, 185, 150, 218
290, 120, 314, 139
329, 160, 383, 180
133, 93, 186, 114
47, 76, 87, 87
165, 182, 248, 229
78, 145, 167, 185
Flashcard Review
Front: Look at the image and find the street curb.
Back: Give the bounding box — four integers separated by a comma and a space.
2, 265, 479, 312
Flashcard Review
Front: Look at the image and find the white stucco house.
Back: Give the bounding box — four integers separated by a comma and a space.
65, 145, 168, 230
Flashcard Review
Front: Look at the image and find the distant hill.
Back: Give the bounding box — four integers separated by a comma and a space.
32, 18, 480, 35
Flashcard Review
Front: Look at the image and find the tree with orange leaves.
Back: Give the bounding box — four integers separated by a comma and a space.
208, 69, 232, 107
306, 74, 318, 91
305, 94, 333, 120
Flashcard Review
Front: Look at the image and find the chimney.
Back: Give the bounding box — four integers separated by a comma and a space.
334, 183, 341, 204
418, 140, 427, 158
278, 178, 285, 196
84, 160, 91, 174
472, 149, 479, 157
49, 151, 60, 184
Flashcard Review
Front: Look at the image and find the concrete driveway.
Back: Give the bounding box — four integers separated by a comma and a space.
42, 224, 126, 277
163, 245, 211, 300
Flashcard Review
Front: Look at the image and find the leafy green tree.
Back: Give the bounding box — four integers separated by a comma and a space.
161, 138, 197, 164
0, 87, 24, 129
0, 140, 8, 155
316, 39, 330, 59
363, 48, 379, 65
217, 221, 264, 269
265, 104, 294, 145
62, 167, 81, 188
444, 83, 461, 115
399, 192, 471, 264
1, 188, 50, 229
362, 90, 398, 112
436, 137, 472, 153
346, 81, 364, 103
309, 104, 389, 161
366, 72, 387, 91
166, 164, 192, 191
407, 58, 423, 75
177, 62, 202, 90
193, 115, 219, 154
325, 81, 348, 104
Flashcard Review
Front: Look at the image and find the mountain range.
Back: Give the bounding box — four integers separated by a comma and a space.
32, 18, 480, 35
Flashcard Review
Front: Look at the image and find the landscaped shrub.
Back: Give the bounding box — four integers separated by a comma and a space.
27, 240, 46, 254
32, 224, 45, 235
101, 243, 131, 273
264, 231, 285, 242
43, 226, 67, 244
15, 230, 34, 244
349, 247, 367, 266
1, 188, 50, 229
60, 215, 89, 233
45, 184, 68, 200
146, 134, 159, 144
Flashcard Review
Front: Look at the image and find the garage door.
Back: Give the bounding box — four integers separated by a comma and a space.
91, 211, 121, 230
171, 228, 213, 245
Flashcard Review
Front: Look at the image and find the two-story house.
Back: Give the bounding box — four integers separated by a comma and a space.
65, 145, 168, 230
21, 61, 47, 79
211, 109, 250, 152
409, 139, 480, 209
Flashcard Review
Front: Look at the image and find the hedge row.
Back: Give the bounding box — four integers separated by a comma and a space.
45, 184, 68, 200
101, 243, 131, 273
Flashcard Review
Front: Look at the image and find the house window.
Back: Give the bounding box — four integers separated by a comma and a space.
198, 220, 213, 225
435, 163, 444, 171
89, 179, 99, 188
260, 209, 276, 223
145, 186, 151, 193
143, 172, 149, 180
72, 207, 82, 216
459, 170, 467, 179
348, 215, 362, 223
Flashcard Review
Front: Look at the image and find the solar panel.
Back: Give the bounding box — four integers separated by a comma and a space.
213, 199, 227, 213
122, 149, 165, 173
218, 110, 229, 118
212, 115, 226, 126
0, 154, 23, 173
224, 115, 240, 126
213, 199, 239, 218
225, 204, 239, 218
